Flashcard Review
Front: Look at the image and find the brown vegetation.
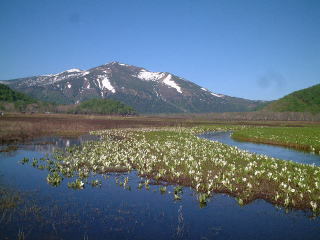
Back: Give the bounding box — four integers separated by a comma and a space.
1, 112, 320, 144
0, 113, 194, 144
162, 111, 320, 122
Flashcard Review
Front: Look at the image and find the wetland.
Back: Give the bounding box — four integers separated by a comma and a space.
1, 122, 320, 239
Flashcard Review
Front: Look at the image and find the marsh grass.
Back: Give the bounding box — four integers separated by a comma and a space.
0, 187, 21, 211
17, 229, 25, 240
0, 113, 194, 144
232, 126, 320, 154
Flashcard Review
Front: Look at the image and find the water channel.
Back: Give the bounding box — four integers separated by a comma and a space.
0, 133, 319, 239
199, 131, 320, 166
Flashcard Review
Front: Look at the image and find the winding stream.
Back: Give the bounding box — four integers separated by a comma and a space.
0, 134, 320, 239
199, 131, 320, 166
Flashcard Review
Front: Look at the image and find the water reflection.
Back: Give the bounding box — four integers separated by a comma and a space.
1, 134, 100, 155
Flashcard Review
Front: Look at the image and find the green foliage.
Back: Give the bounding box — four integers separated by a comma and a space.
264, 84, 320, 113
0, 83, 36, 104
68, 179, 85, 190
252, 101, 272, 111
71, 98, 136, 115
46, 172, 63, 187
0, 83, 57, 112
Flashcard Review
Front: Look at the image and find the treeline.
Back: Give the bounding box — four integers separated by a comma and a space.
69, 98, 136, 115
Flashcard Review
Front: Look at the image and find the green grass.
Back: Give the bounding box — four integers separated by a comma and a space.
232, 126, 320, 154
22, 125, 320, 213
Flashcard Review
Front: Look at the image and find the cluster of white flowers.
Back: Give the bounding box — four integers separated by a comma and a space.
42, 126, 320, 212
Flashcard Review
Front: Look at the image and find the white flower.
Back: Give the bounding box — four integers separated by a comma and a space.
310, 201, 317, 211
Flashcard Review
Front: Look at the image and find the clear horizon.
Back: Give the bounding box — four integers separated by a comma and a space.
1, 0, 319, 101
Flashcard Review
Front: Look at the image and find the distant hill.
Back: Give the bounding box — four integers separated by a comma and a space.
0, 83, 36, 103
0, 83, 37, 111
0, 83, 56, 112
0, 62, 265, 113
70, 98, 136, 115
263, 84, 320, 113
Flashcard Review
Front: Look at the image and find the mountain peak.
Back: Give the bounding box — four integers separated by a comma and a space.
106, 61, 131, 67
65, 68, 83, 73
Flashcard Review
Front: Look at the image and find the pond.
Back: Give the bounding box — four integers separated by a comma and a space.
0, 134, 320, 239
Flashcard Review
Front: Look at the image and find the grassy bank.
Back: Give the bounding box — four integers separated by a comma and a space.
24, 126, 320, 213
232, 126, 320, 154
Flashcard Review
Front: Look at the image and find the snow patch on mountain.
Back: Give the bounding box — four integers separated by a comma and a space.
135, 70, 165, 81
65, 68, 82, 73
101, 76, 116, 93
67, 83, 72, 88
163, 74, 182, 93
118, 63, 130, 67
21, 69, 87, 87
210, 92, 224, 98
42, 69, 84, 77
202, 87, 224, 98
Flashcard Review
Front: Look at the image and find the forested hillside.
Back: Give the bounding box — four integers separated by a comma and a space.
70, 98, 136, 115
263, 84, 320, 113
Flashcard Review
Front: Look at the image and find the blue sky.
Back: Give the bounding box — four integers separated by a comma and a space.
0, 0, 319, 100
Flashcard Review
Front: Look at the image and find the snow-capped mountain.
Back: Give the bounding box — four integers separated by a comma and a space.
1, 62, 264, 113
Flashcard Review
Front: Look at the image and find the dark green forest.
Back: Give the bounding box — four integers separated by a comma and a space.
71, 98, 136, 115
0, 83, 38, 111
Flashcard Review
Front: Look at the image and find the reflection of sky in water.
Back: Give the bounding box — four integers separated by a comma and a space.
0, 135, 320, 239
199, 131, 320, 166
1, 134, 101, 154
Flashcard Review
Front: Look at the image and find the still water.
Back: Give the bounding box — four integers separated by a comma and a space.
0, 134, 319, 239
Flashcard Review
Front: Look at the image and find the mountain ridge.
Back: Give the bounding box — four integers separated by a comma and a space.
1, 62, 265, 113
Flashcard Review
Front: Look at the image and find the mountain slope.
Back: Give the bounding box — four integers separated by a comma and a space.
1, 62, 265, 113
263, 84, 320, 113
